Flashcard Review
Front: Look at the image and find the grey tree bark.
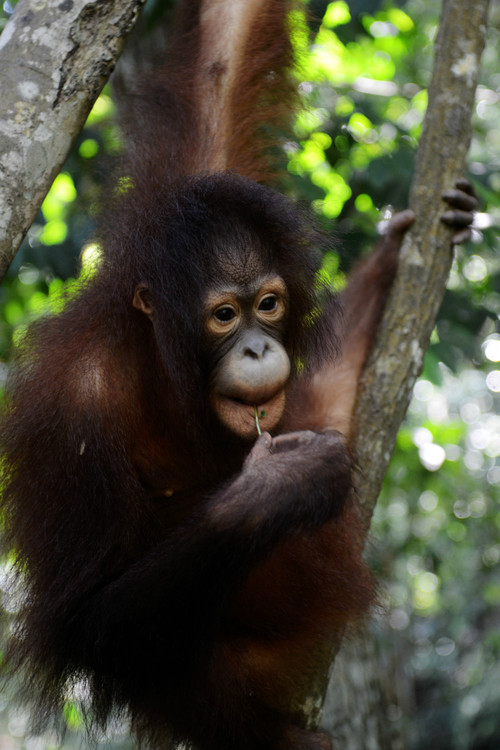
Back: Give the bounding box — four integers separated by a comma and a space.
319, 0, 490, 747
352, 0, 490, 525
0, 0, 146, 280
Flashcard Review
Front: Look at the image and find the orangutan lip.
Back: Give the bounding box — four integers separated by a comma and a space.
224, 392, 281, 409
212, 388, 286, 438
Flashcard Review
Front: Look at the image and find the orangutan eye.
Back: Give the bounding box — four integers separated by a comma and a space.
258, 295, 278, 312
214, 306, 237, 323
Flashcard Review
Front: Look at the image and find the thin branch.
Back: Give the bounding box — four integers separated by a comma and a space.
317, 1, 490, 745
352, 0, 490, 525
0, 0, 146, 280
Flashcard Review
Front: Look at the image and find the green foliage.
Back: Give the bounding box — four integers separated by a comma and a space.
373, 364, 500, 749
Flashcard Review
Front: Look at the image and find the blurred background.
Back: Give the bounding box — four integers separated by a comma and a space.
0, 0, 499, 748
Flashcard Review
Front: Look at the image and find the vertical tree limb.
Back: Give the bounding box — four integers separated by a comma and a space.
319, 1, 491, 746
0, 0, 146, 280
352, 0, 490, 524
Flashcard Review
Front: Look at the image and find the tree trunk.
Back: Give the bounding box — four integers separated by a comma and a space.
352, 0, 490, 523
318, 0, 490, 746
320, 639, 408, 750
0, 0, 146, 280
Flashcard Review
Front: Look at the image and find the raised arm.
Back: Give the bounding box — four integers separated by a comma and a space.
121, 0, 296, 184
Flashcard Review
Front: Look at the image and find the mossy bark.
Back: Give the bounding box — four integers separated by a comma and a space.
0, 0, 146, 278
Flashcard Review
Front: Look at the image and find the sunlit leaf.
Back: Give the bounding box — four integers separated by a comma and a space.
323, 1, 350, 28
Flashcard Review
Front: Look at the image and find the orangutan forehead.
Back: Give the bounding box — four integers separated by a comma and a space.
207, 244, 269, 288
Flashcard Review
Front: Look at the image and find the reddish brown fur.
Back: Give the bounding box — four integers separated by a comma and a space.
287, 228, 404, 437
120, 0, 297, 189
0, 2, 410, 750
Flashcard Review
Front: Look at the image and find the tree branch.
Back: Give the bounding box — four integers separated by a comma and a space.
319, 1, 491, 746
352, 0, 490, 526
0, 0, 146, 281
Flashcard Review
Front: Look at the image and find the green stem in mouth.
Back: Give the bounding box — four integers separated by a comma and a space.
253, 405, 262, 436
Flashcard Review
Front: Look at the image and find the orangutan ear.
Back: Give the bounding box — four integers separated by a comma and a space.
133, 284, 154, 316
